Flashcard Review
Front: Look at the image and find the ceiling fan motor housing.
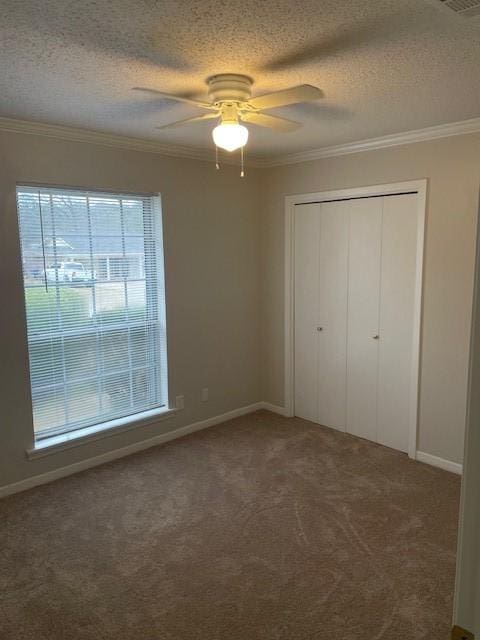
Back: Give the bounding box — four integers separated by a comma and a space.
207, 74, 253, 105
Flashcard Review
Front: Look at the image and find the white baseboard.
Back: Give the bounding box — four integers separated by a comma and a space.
0, 402, 264, 499
416, 450, 463, 475
3, 404, 460, 498
258, 402, 290, 416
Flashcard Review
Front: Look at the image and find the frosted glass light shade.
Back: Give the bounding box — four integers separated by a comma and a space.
212, 123, 248, 152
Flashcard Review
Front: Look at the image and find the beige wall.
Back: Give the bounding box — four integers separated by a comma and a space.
1, 129, 478, 491
0, 131, 262, 487
260, 134, 480, 465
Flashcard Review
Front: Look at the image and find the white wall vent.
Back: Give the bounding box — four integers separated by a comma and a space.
431, 0, 480, 16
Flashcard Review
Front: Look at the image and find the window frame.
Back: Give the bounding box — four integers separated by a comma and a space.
16, 183, 171, 446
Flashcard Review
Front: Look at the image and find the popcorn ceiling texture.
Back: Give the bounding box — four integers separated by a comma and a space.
1, 0, 480, 156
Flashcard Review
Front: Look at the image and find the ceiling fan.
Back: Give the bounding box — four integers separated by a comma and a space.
133, 74, 323, 154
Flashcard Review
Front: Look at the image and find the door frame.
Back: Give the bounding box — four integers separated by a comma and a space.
284, 179, 427, 459
453, 185, 480, 634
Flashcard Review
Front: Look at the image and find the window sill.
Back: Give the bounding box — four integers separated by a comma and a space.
26, 406, 177, 460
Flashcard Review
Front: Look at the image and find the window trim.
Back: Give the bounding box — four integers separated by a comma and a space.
26, 406, 177, 460
16, 184, 170, 444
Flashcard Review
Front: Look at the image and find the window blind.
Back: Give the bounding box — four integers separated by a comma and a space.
16, 186, 168, 439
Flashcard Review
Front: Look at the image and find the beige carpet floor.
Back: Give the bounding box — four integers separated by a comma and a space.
0, 410, 460, 639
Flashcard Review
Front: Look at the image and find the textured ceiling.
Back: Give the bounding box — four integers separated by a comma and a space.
1, 0, 480, 157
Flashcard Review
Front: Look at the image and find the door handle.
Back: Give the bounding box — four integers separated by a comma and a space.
372, 335, 379, 340
316, 327, 323, 332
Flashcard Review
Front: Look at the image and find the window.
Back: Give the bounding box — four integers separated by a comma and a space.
17, 186, 168, 440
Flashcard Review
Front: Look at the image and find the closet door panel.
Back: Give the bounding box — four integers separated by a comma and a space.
377, 194, 418, 452
317, 201, 349, 431
294, 204, 320, 421
346, 198, 383, 442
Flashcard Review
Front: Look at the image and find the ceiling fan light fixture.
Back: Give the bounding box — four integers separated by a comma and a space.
134, 75, 323, 164
212, 122, 249, 152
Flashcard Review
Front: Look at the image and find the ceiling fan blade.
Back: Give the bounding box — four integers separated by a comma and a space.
156, 112, 219, 129
248, 85, 323, 111
132, 87, 214, 110
241, 112, 301, 132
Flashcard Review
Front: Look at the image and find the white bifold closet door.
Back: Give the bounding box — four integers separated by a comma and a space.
294, 193, 418, 453
294, 200, 349, 430
294, 203, 320, 423
376, 194, 418, 451
317, 201, 349, 430
346, 198, 383, 443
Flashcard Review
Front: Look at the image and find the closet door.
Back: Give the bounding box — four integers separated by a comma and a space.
346, 198, 383, 442
294, 204, 320, 421
317, 201, 349, 430
377, 194, 418, 452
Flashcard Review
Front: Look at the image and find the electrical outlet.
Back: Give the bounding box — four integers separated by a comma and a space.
175, 395, 184, 410
201, 388, 209, 402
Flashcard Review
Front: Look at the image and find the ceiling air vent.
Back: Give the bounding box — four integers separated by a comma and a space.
432, 0, 480, 16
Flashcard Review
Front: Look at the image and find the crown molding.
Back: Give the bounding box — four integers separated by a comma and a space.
254, 117, 480, 167
1, 115, 479, 169
0, 116, 260, 167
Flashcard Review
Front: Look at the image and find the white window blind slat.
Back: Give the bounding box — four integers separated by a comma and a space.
16, 186, 168, 439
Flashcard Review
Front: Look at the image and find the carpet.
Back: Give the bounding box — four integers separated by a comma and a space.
0, 410, 461, 639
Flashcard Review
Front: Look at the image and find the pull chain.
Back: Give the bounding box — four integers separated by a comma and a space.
214, 144, 245, 177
